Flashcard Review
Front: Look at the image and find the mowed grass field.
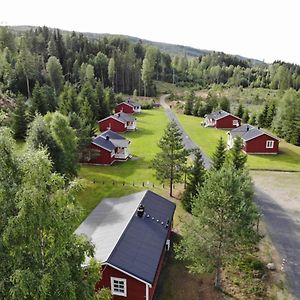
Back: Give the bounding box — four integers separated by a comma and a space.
77, 108, 170, 221
176, 113, 300, 172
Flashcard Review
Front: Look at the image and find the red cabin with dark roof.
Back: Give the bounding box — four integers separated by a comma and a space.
98, 113, 136, 132
75, 191, 175, 300
80, 130, 131, 165
115, 100, 141, 114
205, 110, 241, 129
228, 124, 279, 154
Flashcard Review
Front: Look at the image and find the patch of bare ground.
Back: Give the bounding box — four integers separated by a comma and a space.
194, 90, 209, 98
0, 92, 16, 111
251, 171, 300, 215
154, 233, 222, 300
221, 222, 293, 300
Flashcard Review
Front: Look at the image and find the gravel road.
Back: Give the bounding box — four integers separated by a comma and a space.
160, 95, 212, 169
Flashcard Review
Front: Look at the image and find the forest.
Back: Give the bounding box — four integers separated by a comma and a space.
0, 25, 300, 149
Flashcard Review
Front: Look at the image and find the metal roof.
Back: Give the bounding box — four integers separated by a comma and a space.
75, 190, 176, 285
75, 191, 147, 263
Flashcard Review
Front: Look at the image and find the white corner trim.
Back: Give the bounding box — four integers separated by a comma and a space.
146, 283, 149, 300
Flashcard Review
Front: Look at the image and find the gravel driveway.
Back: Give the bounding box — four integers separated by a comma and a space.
253, 171, 300, 298
160, 95, 212, 168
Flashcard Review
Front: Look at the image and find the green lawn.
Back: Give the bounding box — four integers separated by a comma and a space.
77, 108, 170, 220
176, 113, 300, 172
176, 113, 228, 157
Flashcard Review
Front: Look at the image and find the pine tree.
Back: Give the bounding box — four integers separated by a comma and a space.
181, 150, 206, 212
229, 136, 247, 170
108, 57, 116, 92
242, 109, 250, 123
152, 121, 189, 197
212, 137, 226, 170
184, 91, 195, 115
12, 95, 28, 140
176, 167, 260, 289
249, 113, 257, 125
219, 96, 230, 112
258, 103, 269, 128
236, 103, 244, 118
29, 82, 49, 116
266, 102, 276, 128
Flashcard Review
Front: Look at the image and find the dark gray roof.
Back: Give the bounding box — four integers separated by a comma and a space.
114, 112, 135, 122
75, 190, 176, 285
101, 129, 126, 140
92, 130, 129, 151
92, 135, 116, 152
108, 190, 175, 284
206, 110, 240, 121
230, 124, 279, 141
126, 99, 140, 107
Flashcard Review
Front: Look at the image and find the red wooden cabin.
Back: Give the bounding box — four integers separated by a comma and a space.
75, 190, 176, 300
204, 110, 241, 129
228, 124, 279, 154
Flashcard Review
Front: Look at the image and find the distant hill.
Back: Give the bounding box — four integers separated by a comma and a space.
8, 25, 263, 64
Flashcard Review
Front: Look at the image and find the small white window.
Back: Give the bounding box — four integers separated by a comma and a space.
111, 277, 127, 297
166, 239, 171, 251
266, 140, 274, 148
232, 120, 239, 126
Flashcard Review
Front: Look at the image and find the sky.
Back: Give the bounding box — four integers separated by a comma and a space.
1, 0, 300, 64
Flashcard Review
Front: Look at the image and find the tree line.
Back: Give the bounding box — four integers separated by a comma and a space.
172, 51, 300, 90
0, 26, 174, 98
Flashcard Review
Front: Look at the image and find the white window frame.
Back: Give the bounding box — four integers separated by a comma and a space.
111, 277, 127, 297
266, 140, 274, 148
232, 119, 239, 126
166, 239, 171, 251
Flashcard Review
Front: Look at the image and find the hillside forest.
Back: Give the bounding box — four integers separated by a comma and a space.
0, 25, 300, 151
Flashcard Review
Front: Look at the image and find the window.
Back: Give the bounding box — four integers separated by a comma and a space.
266, 140, 274, 148
232, 120, 239, 126
111, 277, 127, 297
166, 239, 171, 251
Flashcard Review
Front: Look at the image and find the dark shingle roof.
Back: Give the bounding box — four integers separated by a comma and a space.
75, 190, 176, 285
101, 129, 126, 140
126, 99, 140, 107
206, 110, 240, 121
230, 124, 279, 141
107, 190, 175, 284
92, 135, 116, 151
114, 112, 135, 122
92, 130, 129, 151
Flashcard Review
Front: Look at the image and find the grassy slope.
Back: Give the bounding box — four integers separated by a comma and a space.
76, 109, 169, 220
176, 113, 300, 171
